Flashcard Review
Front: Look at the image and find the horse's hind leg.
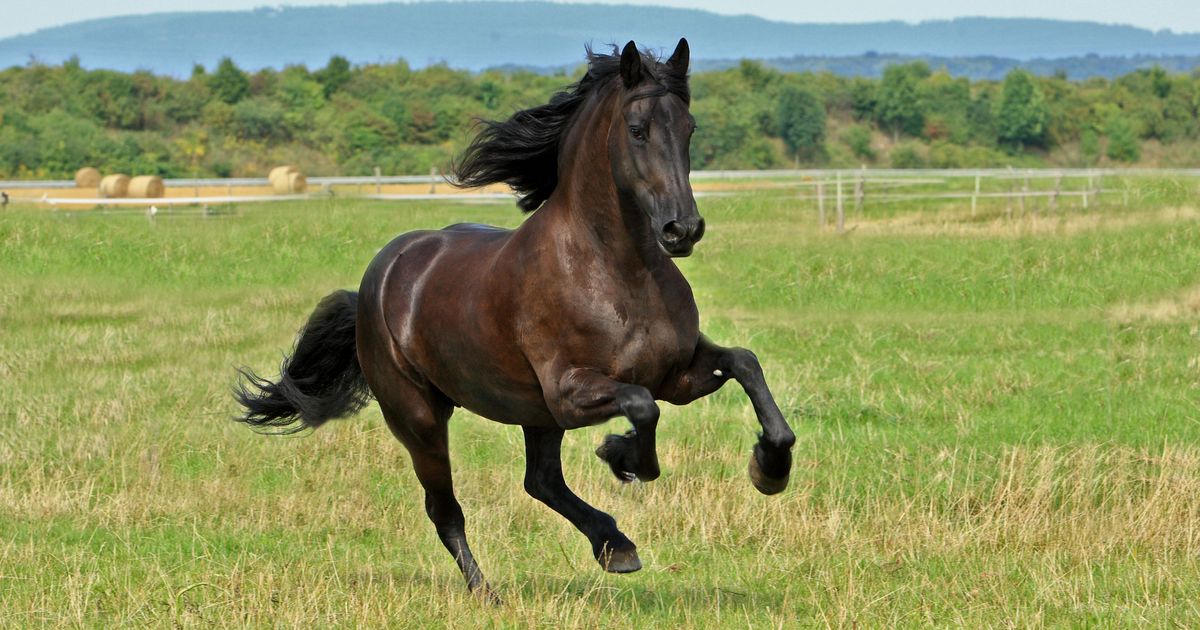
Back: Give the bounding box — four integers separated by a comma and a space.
377, 393, 495, 599
522, 426, 641, 573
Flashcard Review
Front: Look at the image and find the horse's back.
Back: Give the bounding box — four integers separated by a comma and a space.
443, 222, 509, 233
358, 224, 511, 334
356, 223, 552, 424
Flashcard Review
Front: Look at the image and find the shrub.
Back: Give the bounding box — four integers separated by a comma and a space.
1105, 116, 1140, 162
839, 125, 875, 161
890, 142, 927, 169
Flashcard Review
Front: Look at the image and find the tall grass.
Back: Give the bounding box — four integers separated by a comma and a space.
2, 189, 1199, 627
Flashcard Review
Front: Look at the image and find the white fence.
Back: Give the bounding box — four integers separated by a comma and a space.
4, 168, 1197, 213
5, 167, 1200, 190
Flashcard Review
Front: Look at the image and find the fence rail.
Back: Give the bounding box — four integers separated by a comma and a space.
5, 168, 1197, 217
5, 168, 1200, 191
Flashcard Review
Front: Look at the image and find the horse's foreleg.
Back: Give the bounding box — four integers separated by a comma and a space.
664, 336, 795, 495
551, 368, 661, 483
522, 426, 641, 573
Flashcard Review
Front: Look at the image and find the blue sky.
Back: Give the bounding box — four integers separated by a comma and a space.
2, 0, 1196, 39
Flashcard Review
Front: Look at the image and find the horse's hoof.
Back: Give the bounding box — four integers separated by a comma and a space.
597, 546, 642, 573
473, 585, 503, 606
595, 433, 637, 483
748, 449, 790, 495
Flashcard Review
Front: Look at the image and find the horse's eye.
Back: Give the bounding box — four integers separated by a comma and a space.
629, 125, 645, 141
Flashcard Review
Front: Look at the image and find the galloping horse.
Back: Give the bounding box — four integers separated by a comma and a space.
235, 39, 796, 596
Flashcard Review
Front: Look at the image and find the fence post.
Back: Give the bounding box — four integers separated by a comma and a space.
816, 180, 825, 228
429, 166, 438, 194
1021, 171, 1030, 217
374, 166, 382, 194
1050, 173, 1062, 213
1006, 166, 1014, 219
971, 171, 981, 216
855, 165, 865, 215
836, 171, 845, 233
1093, 172, 1102, 210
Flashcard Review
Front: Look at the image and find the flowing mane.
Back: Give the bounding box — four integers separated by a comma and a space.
452, 46, 690, 212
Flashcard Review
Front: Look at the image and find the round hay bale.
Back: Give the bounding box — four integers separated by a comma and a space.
99, 174, 130, 198
269, 165, 299, 189
287, 172, 307, 194
271, 174, 292, 195
128, 175, 165, 198
74, 167, 101, 188
271, 171, 307, 194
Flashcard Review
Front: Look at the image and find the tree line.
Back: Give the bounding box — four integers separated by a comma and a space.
1, 55, 1197, 179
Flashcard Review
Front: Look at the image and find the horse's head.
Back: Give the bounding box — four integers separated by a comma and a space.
608, 39, 703, 258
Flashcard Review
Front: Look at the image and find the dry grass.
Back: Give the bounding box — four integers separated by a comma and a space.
1110, 284, 1200, 324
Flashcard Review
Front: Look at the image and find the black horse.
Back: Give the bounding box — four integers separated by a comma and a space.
235, 39, 795, 598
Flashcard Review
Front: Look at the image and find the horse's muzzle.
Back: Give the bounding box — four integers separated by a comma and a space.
658, 216, 705, 257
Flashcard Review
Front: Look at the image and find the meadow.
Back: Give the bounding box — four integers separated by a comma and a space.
1, 183, 1199, 627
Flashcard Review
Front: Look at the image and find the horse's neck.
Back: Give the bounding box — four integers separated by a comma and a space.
541, 90, 662, 269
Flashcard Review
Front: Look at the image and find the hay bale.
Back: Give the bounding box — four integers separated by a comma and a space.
269, 165, 299, 190
128, 175, 165, 198
287, 172, 307, 194
270, 169, 307, 194
99, 174, 130, 198
74, 167, 101, 188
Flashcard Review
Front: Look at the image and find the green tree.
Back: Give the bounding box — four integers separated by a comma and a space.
918, 72, 970, 142
876, 63, 929, 140
967, 90, 997, 144
848, 77, 877, 121
777, 84, 826, 162
1080, 129, 1101, 165
996, 70, 1049, 149
1105, 115, 1140, 162
689, 99, 779, 170
81, 70, 143, 129
315, 55, 352, 99
231, 98, 287, 141
209, 57, 249, 105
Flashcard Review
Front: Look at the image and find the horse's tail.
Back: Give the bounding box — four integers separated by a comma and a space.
234, 290, 372, 434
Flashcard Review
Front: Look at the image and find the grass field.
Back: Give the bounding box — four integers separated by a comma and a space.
2, 185, 1200, 627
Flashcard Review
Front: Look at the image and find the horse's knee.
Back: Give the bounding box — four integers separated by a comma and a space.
549, 379, 658, 429
727, 347, 762, 375
618, 387, 658, 425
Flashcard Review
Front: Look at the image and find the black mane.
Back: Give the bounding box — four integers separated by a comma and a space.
452, 46, 690, 212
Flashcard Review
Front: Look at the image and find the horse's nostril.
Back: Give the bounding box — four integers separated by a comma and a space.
694, 218, 706, 242
662, 220, 687, 243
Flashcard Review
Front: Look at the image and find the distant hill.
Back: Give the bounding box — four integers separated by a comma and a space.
697, 53, 1200, 81
2, 2, 1200, 76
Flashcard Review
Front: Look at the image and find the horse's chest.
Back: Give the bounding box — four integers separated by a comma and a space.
544, 261, 699, 386
601, 299, 696, 385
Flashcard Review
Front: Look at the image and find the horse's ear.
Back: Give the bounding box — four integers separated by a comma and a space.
667, 37, 689, 74
620, 40, 644, 88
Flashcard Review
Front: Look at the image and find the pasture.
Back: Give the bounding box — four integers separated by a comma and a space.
2, 183, 1199, 627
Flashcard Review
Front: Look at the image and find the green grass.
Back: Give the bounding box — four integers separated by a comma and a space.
2, 187, 1200, 627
